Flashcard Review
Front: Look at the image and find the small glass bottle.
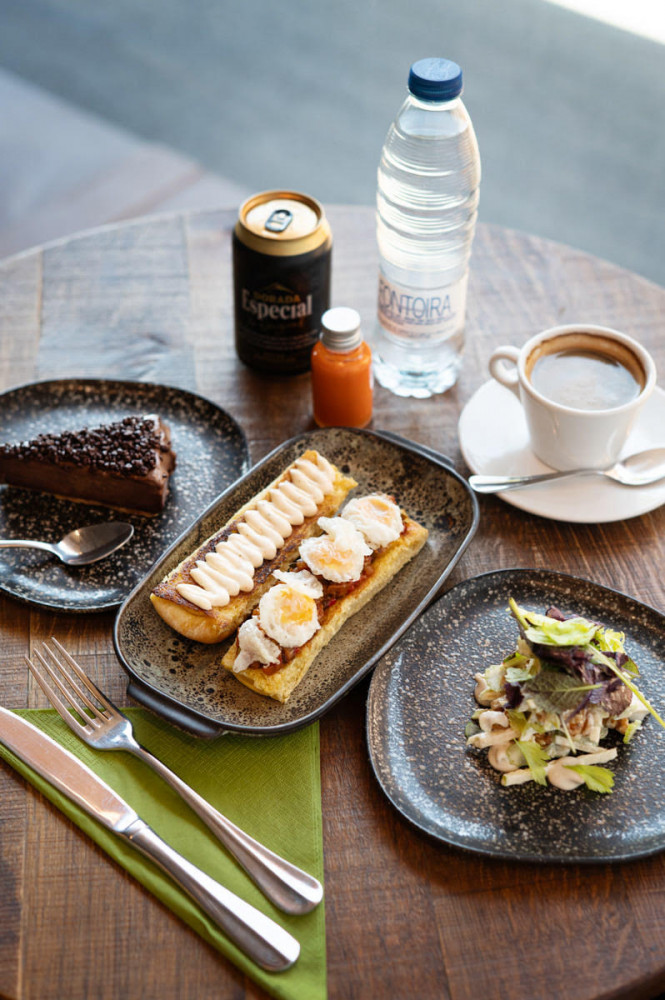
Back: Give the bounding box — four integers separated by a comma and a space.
311, 307, 373, 428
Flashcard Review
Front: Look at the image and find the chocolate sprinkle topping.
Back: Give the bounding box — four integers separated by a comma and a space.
0, 416, 163, 478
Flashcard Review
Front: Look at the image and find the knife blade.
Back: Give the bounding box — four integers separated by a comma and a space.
0, 706, 299, 972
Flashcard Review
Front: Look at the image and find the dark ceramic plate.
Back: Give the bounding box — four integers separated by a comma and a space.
367, 568, 665, 863
0, 379, 250, 612
113, 427, 479, 737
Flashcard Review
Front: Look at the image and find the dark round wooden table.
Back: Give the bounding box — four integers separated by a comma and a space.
0, 207, 664, 1000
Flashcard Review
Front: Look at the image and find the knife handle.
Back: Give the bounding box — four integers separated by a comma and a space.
131, 743, 323, 915
124, 819, 300, 972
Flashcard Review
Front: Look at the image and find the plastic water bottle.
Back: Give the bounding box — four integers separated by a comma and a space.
372, 57, 481, 397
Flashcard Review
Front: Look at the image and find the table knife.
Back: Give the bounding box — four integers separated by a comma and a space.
0, 706, 299, 972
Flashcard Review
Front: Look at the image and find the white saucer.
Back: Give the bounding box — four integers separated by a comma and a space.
458, 381, 665, 523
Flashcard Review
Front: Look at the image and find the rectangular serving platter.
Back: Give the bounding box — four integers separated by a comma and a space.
113, 427, 479, 736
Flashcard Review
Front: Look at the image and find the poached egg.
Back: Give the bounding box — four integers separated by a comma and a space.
258, 581, 321, 648
341, 493, 403, 550
233, 617, 281, 673
299, 516, 372, 583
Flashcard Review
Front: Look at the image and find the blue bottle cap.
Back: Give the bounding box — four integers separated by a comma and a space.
408, 57, 463, 101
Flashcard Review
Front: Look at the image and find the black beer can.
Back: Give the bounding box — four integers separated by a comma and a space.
233, 191, 332, 374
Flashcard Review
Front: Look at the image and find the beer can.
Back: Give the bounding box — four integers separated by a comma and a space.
233, 191, 332, 374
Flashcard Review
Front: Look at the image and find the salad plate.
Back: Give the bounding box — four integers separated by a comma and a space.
458, 380, 665, 523
114, 427, 479, 737
367, 568, 665, 863
0, 379, 249, 611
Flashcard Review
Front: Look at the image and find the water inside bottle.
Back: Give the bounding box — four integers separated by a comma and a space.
372, 94, 480, 397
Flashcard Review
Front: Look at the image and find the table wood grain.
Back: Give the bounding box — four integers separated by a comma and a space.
0, 207, 664, 1000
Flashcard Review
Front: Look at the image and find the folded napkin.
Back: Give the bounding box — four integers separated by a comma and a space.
0, 708, 326, 1000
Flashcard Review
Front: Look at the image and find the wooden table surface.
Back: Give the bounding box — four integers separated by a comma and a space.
1, 206, 665, 1000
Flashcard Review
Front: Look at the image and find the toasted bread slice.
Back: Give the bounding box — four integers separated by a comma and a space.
221, 512, 428, 702
150, 450, 356, 643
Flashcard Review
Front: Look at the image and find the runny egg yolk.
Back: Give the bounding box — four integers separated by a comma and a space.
314, 539, 353, 575
281, 590, 315, 626
365, 496, 397, 522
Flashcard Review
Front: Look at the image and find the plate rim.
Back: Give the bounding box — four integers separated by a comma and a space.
366, 566, 665, 864
113, 426, 480, 737
0, 376, 250, 613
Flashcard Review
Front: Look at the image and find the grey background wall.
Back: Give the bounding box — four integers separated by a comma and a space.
1, 0, 663, 284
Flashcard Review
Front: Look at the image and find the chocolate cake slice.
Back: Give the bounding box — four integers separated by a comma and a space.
0, 415, 176, 515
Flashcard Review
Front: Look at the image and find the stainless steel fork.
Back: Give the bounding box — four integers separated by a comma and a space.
26, 639, 323, 915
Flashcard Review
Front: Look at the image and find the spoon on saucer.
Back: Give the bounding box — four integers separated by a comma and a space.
0, 521, 134, 566
469, 447, 665, 494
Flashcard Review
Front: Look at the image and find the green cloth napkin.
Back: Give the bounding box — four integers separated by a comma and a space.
0, 708, 326, 1000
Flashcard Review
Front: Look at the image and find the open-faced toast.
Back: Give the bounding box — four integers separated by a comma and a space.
220, 501, 428, 702
150, 450, 357, 643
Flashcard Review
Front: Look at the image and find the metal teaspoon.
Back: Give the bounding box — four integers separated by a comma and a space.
0, 521, 134, 565
468, 447, 665, 494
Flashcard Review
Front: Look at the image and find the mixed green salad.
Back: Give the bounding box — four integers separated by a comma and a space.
466, 599, 664, 792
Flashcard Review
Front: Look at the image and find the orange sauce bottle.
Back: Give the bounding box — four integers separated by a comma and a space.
311, 307, 373, 428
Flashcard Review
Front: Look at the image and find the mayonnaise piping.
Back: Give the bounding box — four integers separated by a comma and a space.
175, 452, 335, 610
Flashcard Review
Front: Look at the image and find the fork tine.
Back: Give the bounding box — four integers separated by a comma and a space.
25, 650, 92, 733
38, 642, 106, 721
37, 642, 103, 718
48, 637, 116, 713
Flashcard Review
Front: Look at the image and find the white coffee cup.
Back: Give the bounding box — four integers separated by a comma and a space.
488, 324, 657, 470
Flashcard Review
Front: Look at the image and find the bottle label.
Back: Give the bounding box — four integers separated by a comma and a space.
377, 272, 468, 343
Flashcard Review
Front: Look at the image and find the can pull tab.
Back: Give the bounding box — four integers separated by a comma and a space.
265, 209, 293, 233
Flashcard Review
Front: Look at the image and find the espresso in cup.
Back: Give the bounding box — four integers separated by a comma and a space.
526, 331, 646, 412
488, 325, 657, 470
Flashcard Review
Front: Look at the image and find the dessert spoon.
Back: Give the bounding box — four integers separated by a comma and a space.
469, 447, 665, 494
0, 521, 134, 565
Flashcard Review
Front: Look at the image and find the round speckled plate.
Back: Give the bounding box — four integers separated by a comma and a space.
0, 379, 249, 612
113, 428, 479, 736
367, 568, 665, 863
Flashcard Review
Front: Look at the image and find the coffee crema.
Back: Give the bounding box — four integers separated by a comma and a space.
526, 333, 645, 411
